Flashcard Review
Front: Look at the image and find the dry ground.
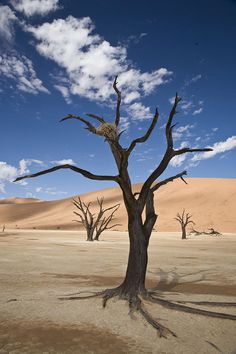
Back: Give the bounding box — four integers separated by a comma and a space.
0, 230, 236, 353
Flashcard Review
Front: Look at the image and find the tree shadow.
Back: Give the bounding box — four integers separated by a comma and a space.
147, 268, 221, 295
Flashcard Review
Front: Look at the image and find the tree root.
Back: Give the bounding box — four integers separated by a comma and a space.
176, 300, 236, 307
148, 295, 236, 320
59, 287, 236, 337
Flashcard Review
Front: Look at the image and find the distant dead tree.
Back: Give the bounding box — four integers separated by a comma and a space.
72, 197, 120, 241
208, 228, 221, 236
94, 203, 121, 241
190, 227, 222, 236
2, 225, 5, 233
189, 227, 202, 236
175, 210, 195, 239
15, 77, 236, 336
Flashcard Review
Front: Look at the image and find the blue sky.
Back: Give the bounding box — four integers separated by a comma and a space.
0, 0, 236, 200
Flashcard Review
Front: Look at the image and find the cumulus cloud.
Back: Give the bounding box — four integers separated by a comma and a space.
128, 102, 153, 120
0, 159, 46, 194
0, 5, 17, 41
19, 159, 44, 175
192, 136, 236, 161
0, 161, 18, 193
0, 162, 17, 181
0, 53, 49, 94
25, 16, 172, 118
10, 0, 60, 17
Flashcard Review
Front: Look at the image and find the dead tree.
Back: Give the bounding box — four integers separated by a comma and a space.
2, 225, 5, 233
208, 228, 222, 236
174, 210, 195, 239
73, 197, 120, 241
15, 77, 236, 337
72, 197, 95, 241
189, 227, 202, 236
94, 203, 121, 240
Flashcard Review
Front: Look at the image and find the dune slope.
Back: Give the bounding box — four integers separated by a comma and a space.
0, 178, 235, 232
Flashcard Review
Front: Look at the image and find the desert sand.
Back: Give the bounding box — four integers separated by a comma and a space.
0, 178, 235, 232
0, 229, 236, 353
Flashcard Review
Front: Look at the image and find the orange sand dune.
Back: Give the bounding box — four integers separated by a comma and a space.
0, 178, 235, 232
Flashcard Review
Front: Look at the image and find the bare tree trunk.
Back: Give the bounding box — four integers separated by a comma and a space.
119, 212, 148, 298
182, 226, 187, 239
87, 228, 94, 241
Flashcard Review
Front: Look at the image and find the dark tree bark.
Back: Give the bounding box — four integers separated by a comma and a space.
174, 209, 195, 239
15, 77, 234, 337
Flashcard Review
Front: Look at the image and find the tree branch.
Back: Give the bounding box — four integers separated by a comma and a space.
113, 76, 121, 127
174, 147, 213, 155
151, 171, 187, 193
166, 93, 181, 150
14, 164, 119, 183
60, 114, 97, 134
86, 113, 105, 124
126, 108, 159, 155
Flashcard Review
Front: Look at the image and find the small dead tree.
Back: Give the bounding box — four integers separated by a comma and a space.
15, 77, 236, 336
208, 228, 222, 236
2, 225, 5, 233
94, 203, 121, 240
175, 210, 195, 239
73, 197, 120, 241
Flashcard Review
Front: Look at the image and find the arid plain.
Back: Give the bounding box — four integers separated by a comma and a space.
0, 178, 235, 353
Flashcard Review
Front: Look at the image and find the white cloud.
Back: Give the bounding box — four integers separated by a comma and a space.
0, 5, 17, 41
0, 159, 45, 194
10, 0, 60, 17
192, 107, 203, 115
0, 54, 49, 95
128, 102, 152, 120
170, 155, 187, 167
212, 127, 218, 132
0, 183, 5, 193
54, 84, 72, 104
191, 74, 202, 83
0, 162, 17, 181
192, 136, 236, 161
19, 159, 44, 175
35, 186, 67, 195
0, 161, 18, 193
53, 159, 75, 165
172, 124, 194, 140
26, 16, 172, 118
119, 117, 130, 131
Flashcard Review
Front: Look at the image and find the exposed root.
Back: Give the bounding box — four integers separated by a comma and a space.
58, 286, 236, 337
102, 286, 122, 308
139, 304, 177, 338
59, 290, 105, 301
149, 295, 236, 320
176, 300, 236, 307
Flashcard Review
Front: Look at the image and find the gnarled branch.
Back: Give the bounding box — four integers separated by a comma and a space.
86, 113, 105, 124
151, 171, 187, 193
126, 108, 159, 155
60, 114, 97, 134
113, 76, 121, 127
14, 164, 119, 183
